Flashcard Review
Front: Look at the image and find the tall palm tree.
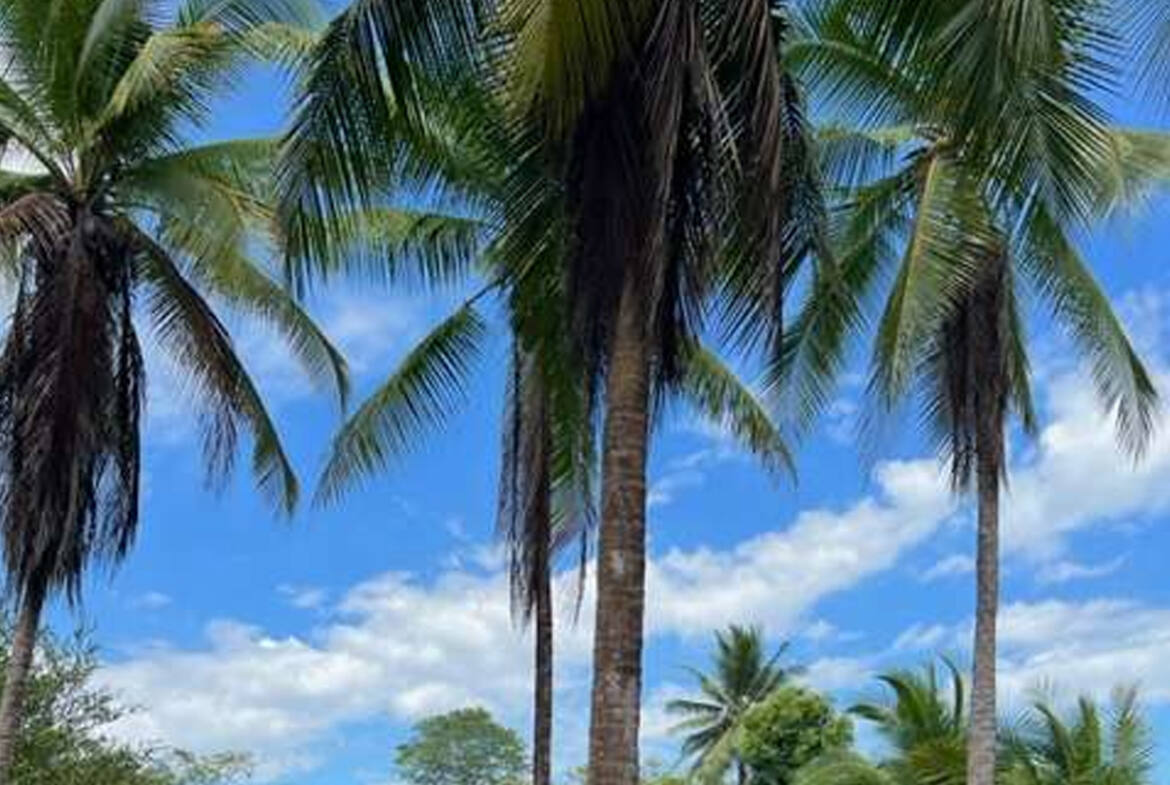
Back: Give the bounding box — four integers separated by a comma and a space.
783, 8, 1169, 785
505, 7, 820, 784
275, 28, 799, 785
1003, 689, 1154, 785
668, 626, 802, 785
0, 1, 344, 780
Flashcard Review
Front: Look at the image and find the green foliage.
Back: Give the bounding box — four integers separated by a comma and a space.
0, 625, 248, 785
798, 666, 1158, 785
395, 708, 526, 785
738, 687, 853, 785
668, 626, 802, 782
1003, 688, 1155, 785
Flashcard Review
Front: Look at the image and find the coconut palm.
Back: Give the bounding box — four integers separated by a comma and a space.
1003, 689, 1154, 785
275, 35, 798, 785
783, 7, 1169, 785
796, 661, 968, 785
667, 626, 802, 785
0, 1, 344, 779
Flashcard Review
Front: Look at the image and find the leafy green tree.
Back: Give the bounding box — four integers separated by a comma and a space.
395, 708, 527, 785
784, 8, 1170, 785
1, 623, 249, 785
737, 686, 852, 785
668, 626, 802, 785
0, 1, 342, 779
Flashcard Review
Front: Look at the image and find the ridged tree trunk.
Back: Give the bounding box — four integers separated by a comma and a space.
588, 281, 650, 785
533, 479, 553, 785
967, 409, 1001, 785
966, 260, 1007, 785
0, 575, 47, 782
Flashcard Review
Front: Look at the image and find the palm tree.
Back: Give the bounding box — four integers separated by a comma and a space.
275, 30, 799, 785
668, 625, 802, 785
0, 1, 344, 780
796, 661, 968, 785
783, 8, 1169, 785
1003, 689, 1154, 785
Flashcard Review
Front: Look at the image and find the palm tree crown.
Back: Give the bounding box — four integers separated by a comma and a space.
668, 626, 803, 785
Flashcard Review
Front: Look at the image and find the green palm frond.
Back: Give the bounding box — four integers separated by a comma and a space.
1006, 689, 1155, 785
183, 246, 350, 406
869, 152, 991, 408
503, 0, 656, 138
776, 161, 915, 433
679, 345, 794, 479
134, 226, 299, 514
1094, 129, 1170, 214
316, 305, 487, 505
1018, 203, 1158, 457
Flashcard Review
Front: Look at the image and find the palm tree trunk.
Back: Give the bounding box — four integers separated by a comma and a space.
533, 484, 553, 785
588, 281, 650, 785
966, 401, 1002, 785
0, 575, 47, 782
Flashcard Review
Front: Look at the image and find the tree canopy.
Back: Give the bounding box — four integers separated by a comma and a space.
395, 708, 527, 785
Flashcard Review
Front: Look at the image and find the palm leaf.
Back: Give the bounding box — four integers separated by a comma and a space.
133, 224, 299, 513
316, 304, 487, 505
679, 344, 794, 478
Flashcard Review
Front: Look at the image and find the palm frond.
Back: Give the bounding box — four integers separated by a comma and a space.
1018, 203, 1158, 457
133, 225, 299, 514
316, 304, 487, 505
869, 152, 990, 409
679, 344, 793, 478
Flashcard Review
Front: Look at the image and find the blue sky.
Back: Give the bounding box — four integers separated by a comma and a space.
41, 46, 1170, 785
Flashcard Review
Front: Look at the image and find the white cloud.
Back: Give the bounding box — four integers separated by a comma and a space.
648, 447, 736, 509
647, 458, 954, 637
801, 656, 876, 693
323, 294, 420, 374
1033, 556, 1126, 585
892, 623, 950, 652
98, 569, 594, 782
919, 554, 975, 582
800, 620, 861, 644
995, 599, 1170, 702
999, 368, 1170, 560
276, 584, 328, 611
130, 591, 173, 611
885, 598, 1170, 705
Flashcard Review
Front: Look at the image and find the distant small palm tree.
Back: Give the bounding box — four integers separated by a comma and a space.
668, 626, 802, 785
1003, 689, 1154, 785
797, 660, 968, 785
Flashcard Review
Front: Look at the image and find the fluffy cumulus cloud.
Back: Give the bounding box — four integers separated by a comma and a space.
887, 598, 1170, 704
99, 570, 593, 781
999, 369, 1170, 560
647, 459, 953, 637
